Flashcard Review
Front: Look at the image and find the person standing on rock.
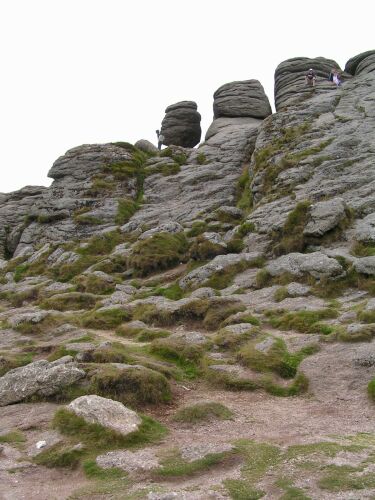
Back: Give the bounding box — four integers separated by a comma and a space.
332, 69, 341, 87
305, 68, 316, 87
156, 130, 164, 151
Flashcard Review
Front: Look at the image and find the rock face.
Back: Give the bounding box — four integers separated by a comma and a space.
266, 252, 343, 279
213, 80, 272, 120
160, 101, 201, 148
345, 50, 375, 76
303, 198, 347, 237
0, 144, 138, 258
0, 359, 85, 406
274, 56, 351, 111
67, 395, 141, 436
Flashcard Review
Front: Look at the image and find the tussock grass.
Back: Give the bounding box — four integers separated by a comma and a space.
91, 364, 172, 405
115, 198, 139, 225
173, 402, 233, 423
267, 308, 338, 333
368, 379, 375, 401
129, 232, 189, 276
186, 221, 208, 237
40, 292, 98, 311
81, 308, 131, 329
74, 274, 115, 295
0, 352, 34, 376
189, 236, 226, 260
0, 430, 26, 444
273, 201, 311, 256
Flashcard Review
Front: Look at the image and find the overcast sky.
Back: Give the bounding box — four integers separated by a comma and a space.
0, 0, 373, 193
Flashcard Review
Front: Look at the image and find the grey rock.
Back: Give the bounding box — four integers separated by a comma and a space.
200, 232, 226, 247
179, 252, 262, 290
286, 282, 311, 297
180, 442, 234, 462
51, 355, 74, 365
138, 221, 183, 240
254, 337, 275, 353
7, 309, 49, 328
160, 101, 201, 148
67, 395, 141, 436
354, 213, 375, 243
338, 311, 357, 323
0, 360, 85, 406
275, 56, 349, 111
345, 50, 375, 76
366, 298, 375, 311
64, 342, 96, 353
190, 287, 216, 299
223, 323, 254, 335
354, 256, 375, 276
303, 198, 346, 237
134, 139, 158, 154
266, 252, 343, 279
96, 448, 158, 472
213, 80, 271, 119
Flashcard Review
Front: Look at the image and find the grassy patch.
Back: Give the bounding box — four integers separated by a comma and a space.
53, 408, 167, 450
186, 221, 208, 237
83, 459, 124, 479
318, 464, 375, 491
91, 364, 172, 405
34, 443, 85, 469
40, 292, 98, 311
0, 430, 26, 444
128, 233, 189, 277
81, 308, 131, 329
0, 352, 34, 376
273, 201, 311, 256
196, 152, 207, 165
173, 401, 233, 423
190, 236, 226, 260
238, 337, 318, 379
77, 231, 123, 257
74, 274, 115, 295
236, 166, 253, 213
203, 301, 246, 330
267, 308, 338, 333
115, 198, 139, 225
351, 241, 375, 257
154, 449, 236, 478
368, 379, 375, 401
358, 309, 375, 323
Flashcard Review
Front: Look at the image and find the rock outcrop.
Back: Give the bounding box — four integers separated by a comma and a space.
0, 359, 85, 406
345, 50, 375, 76
67, 395, 141, 436
160, 101, 201, 148
274, 56, 351, 111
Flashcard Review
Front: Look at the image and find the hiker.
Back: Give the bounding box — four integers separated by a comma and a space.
305, 68, 316, 87
156, 129, 165, 151
332, 69, 341, 87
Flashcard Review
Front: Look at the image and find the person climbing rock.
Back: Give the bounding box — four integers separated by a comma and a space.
156, 129, 164, 151
332, 69, 341, 87
305, 68, 316, 87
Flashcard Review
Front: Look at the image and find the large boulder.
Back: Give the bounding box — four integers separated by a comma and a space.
67, 394, 141, 436
345, 50, 375, 76
160, 101, 201, 148
213, 80, 272, 120
266, 252, 343, 280
303, 198, 347, 237
179, 252, 262, 290
274, 56, 349, 110
0, 359, 85, 406
354, 256, 375, 276
354, 213, 375, 243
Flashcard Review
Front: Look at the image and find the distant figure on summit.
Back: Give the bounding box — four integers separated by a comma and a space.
156, 130, 164, 151
331, 68, 342, 87
305, 68, 316, 87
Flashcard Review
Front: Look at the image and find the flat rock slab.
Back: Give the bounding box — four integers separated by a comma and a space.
96, 448, 158, 472
180, 443, 234, 462
0, 360, 85, 406
68, 394, 141, 436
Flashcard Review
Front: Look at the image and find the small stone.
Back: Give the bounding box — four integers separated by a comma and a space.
36, 440, 47, 449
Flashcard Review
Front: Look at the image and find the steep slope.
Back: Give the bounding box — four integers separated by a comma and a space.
0, 51, 375, 500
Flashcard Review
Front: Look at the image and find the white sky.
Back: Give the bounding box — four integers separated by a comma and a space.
0, 0, 373, 193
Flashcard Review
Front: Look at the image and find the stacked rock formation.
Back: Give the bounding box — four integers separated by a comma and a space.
160, 101, 201, 148
129, 80, 272, 228
274, 56, 351, 111
345, 50, 375, 76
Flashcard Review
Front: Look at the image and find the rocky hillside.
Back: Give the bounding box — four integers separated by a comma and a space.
0, 50, 375, 500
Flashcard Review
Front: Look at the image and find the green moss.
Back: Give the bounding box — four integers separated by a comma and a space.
51, 408, 167, 454
128, 232, 189, 276
0, 430, 26, 444
40, 292, 98, 311
154, 449, 235, 478
74, 274, 115, 295
186, 221, 208, 237
115, 198, 139, 225
154, 282, 184, 300
273, 201, 311, 256
236, 166, 253, 213
83, 460, 124, 479
196, 152, 207, 165
81, 307, 131, 329
267, 308, 338, 333
190, 236, 226, 260
368, 379, 375, 401
0, 352, 34, 376
34, 443, 84, 469
358, 309, 375, 323
91, 364, 171, 405
351, 241, 375, 257
238, 337, 317, 379
149, 337, 204, 379
173, 402, 233, 423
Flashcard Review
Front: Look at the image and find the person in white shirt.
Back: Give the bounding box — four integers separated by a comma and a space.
156, 130, 165, 151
